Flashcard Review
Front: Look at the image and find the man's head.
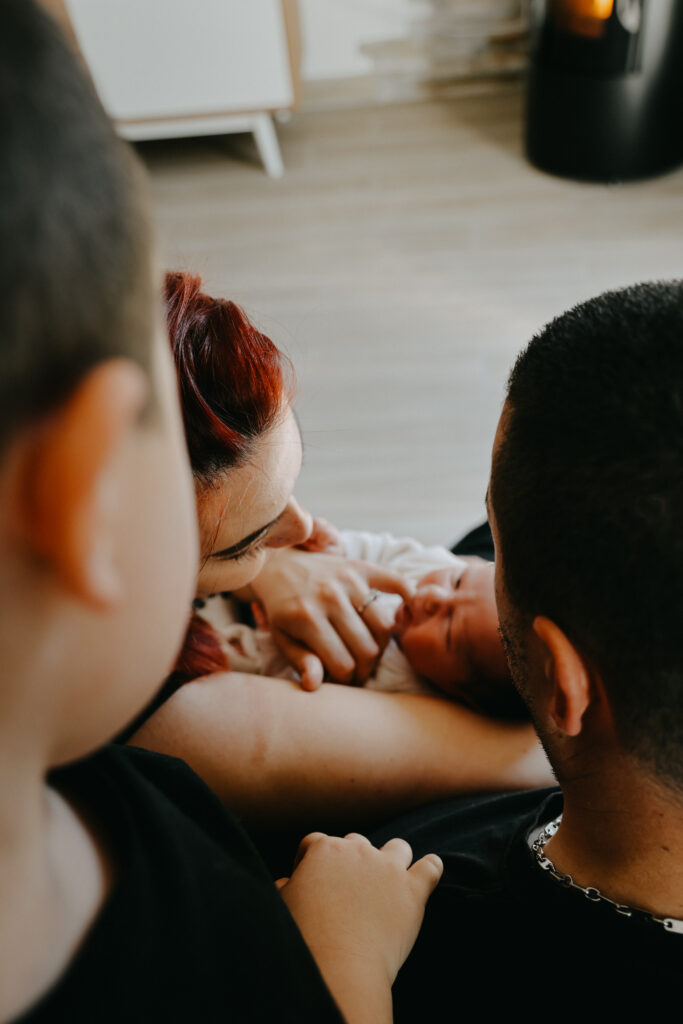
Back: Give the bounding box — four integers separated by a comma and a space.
0, 1, 197, 764
490, 281, 683, 791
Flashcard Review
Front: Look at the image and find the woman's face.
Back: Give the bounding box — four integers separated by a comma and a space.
195, 406, 312, 596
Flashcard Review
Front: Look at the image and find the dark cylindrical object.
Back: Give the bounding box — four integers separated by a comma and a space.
526, 0, 683, 182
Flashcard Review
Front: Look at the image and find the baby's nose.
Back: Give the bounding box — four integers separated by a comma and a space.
414, 584, 448, 619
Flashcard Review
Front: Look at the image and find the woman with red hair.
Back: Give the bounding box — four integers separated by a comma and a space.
129, 272, 550, 836
158, 270, 410, 690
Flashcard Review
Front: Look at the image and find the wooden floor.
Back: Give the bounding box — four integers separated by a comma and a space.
142, 88, 683, 546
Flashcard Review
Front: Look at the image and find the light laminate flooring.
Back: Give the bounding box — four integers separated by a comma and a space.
141, 88, 683, 546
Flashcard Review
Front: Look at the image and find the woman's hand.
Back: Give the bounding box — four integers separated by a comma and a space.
242, 548, 413, 690
277, 832, 443, 1024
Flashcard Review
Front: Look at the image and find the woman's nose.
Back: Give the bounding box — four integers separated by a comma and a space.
266, 497, 313, 549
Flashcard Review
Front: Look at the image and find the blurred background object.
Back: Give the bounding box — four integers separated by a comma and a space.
299, 0, 532, 109
362, 1, 531, 105
526, 0, 683, 181
40, 1, 683, 544
65, 0, 301, 178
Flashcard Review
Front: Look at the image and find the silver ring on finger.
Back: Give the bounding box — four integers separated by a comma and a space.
355, 589, 381, 615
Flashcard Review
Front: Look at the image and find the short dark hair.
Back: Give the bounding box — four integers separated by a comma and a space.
492, 281, 683, 788
0, 0, 153, 449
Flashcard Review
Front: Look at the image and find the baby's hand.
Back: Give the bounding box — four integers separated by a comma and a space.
277, 832, 442, 1020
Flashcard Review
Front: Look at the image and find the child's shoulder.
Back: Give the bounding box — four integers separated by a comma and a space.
55, 743, 261, 875
22, 745, 342, 1023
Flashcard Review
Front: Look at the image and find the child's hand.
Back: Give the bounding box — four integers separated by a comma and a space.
297, 516, 344, 555
277, 832, 442, 1020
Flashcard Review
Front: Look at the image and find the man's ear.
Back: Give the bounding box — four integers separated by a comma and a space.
16, 359, 148, 609
532, 616, 593, 737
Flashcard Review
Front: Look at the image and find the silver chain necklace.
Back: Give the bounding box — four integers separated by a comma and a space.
529, 814, 683, 935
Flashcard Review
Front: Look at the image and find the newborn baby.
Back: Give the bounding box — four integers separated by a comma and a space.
393, 559, 525, 717
198, 528, 524, 718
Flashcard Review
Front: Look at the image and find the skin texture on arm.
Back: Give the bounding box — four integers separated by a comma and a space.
129, 671, 553, 832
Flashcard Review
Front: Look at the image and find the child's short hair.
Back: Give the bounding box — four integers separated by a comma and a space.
0, 0, 154, 449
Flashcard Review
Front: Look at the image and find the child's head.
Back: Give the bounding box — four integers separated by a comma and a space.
0, 2, 154, 448
0, 1, 197, 763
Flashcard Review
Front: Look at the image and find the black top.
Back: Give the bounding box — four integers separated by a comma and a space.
370, 788, 682, 1016
18, 745, 343, 1023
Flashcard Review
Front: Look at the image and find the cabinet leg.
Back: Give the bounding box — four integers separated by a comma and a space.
252, 114, 284, 179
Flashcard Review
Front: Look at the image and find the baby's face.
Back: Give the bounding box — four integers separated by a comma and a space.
393, 560, 507, 694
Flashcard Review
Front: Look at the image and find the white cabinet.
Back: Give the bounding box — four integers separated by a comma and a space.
64, 0, 300, 177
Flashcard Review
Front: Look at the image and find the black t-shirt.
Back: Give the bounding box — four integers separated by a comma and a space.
370, 788, 682, 1016
18, 744, 343, 1023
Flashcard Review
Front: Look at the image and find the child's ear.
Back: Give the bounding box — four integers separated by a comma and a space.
532, 616, 593, 737
15, 359, 148, 609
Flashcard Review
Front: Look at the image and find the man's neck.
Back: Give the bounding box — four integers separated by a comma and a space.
544, 760, 683, 919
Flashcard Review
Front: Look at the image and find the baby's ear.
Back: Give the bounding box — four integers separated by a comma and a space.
14, 359, 147, 608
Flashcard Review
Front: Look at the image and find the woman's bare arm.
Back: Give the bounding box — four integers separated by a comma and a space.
129, 673, 553, 832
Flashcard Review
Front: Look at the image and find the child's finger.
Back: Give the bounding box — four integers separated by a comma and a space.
379, 837, 414, 868
292, 831, 329, 870
408, 853, 444, 895
274, 876, 289, 890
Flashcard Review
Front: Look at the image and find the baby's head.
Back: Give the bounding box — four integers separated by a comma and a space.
394, 559, 504, 690
393, 559, 523, 715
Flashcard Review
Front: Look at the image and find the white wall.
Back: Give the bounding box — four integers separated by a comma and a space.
299, 0, 415, 80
